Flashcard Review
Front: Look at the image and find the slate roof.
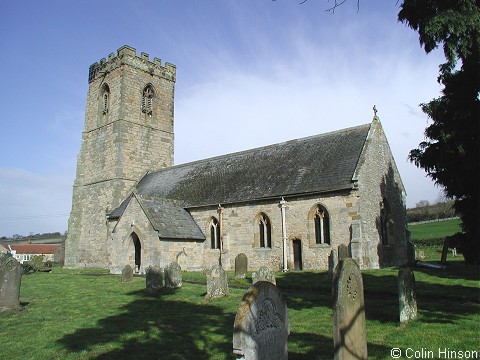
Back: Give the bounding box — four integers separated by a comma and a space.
138, 197, 205, 240
136, 123, 371, 207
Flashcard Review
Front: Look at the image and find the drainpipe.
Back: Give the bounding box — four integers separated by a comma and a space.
279, 197, 288, 272
217, 204, 224, 266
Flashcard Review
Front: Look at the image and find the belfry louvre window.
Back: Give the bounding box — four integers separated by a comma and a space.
142, 85, 154, 115
258, 213, 272, 248
210, 217, 220, 249
102, 84, 110, 114
314, 205, 330, 245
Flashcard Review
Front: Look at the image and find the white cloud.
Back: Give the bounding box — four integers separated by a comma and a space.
175, 35, 444, 209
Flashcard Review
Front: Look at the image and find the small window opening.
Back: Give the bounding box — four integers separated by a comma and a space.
142, 85, 154, 115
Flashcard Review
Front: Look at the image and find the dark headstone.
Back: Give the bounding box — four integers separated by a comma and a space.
337, 244, 350, 261
398, 267, 417, 323
406, 240, 416, 265
233, 281, 290, 360
165, 262, 182, 289
121, 265, 134, 282
206, 264, 228, 300
0, 254, 22, 310
234, 253, 248, 279
145, 265, 163, 293
328, 249, 338, 276
252, 266, 276, 285
332, 258, 368, 360
440, 238, 450, 265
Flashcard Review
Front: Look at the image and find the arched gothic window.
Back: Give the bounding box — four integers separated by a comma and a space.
142, 85, 154, 115
258, 213, 272, 248
314, 205, 330, 245
380, 198, 393, 245
101, 84, 110, 115
210, 217, 220, 249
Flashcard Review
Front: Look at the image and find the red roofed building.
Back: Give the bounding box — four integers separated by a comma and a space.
1, 244, 63, 264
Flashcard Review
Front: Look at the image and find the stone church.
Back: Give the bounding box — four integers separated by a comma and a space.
64, 46, 408, 274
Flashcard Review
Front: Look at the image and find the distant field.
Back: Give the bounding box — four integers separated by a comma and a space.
408, 218, 461, 240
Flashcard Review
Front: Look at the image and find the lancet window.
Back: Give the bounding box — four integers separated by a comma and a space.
101, 84, 110, 115
314, 205, 330, 245
258, 213, 272, 248
210, 217, 220, 249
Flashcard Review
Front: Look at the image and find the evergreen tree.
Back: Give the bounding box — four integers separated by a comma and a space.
398, 0, 480, 264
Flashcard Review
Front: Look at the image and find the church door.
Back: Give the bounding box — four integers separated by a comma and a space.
293, 239, 303, 271
131, 232, 142, 273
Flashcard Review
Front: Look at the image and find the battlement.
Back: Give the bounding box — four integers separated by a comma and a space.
88, 45, 176, 83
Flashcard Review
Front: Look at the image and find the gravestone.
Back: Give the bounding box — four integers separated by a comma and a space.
165, 262, 182, 289
234, 253, 248, 279
328, 249, 338, 276
0, 254, 22, 310
337, 244, 350, 261
252, 266, 276, 285
145, 265, 163, 293
121, 265, 134, 282
398, 267, 417, 323
332, 258, 368, 360
205, 264, 228, 300
176, 248, 188, 269
233, 281, 290, 360
440, 238, 450, 265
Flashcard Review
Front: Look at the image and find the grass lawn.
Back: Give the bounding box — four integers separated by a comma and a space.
1, 263, 479, 360
408, 218, 461, 240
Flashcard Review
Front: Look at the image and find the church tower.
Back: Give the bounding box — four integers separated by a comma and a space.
65, 46, 176, 268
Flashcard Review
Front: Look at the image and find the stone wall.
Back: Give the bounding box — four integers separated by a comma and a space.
108, 196, 206, 274
189, 192, 359, 271
65, 46, 176, 269
355, 117, 407, 268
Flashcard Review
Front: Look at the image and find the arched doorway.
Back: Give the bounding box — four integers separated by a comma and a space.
131, 232, 141, 273
293, 239, 303, 271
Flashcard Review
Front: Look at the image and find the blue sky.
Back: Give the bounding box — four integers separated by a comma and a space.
0, 0, 445, 237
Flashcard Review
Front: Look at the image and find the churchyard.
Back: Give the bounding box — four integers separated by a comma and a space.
0, 251, 478, 360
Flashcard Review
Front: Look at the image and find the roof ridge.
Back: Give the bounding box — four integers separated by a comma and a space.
147, 122, 371, 176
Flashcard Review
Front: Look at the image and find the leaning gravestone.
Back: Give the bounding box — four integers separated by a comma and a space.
337, 244, 350, 261
328, 249, 338, 276
252, 266, 276, 285
145, 265, 163, 293
205, 264, 228, 300
398, 267, 417, 323
233, 281, 290, 360
0, 254, 22, 311
332, 258, 368, 360
121, 265, 134, 282
165, 262, 182, 289
234, 253, 248, 279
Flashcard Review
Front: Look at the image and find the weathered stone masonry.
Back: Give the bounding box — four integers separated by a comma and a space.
65, 46, 176, 268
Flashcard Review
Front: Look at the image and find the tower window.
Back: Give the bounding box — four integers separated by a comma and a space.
101, 84, 110, 115
142, 85, 154, 115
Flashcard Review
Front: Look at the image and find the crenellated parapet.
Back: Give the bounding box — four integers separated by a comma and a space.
88, 45, 176, 83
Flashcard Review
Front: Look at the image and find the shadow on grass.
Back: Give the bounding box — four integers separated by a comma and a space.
58, 288, 236, 360
277, 270, 479, 325
361, 272, 480, 324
